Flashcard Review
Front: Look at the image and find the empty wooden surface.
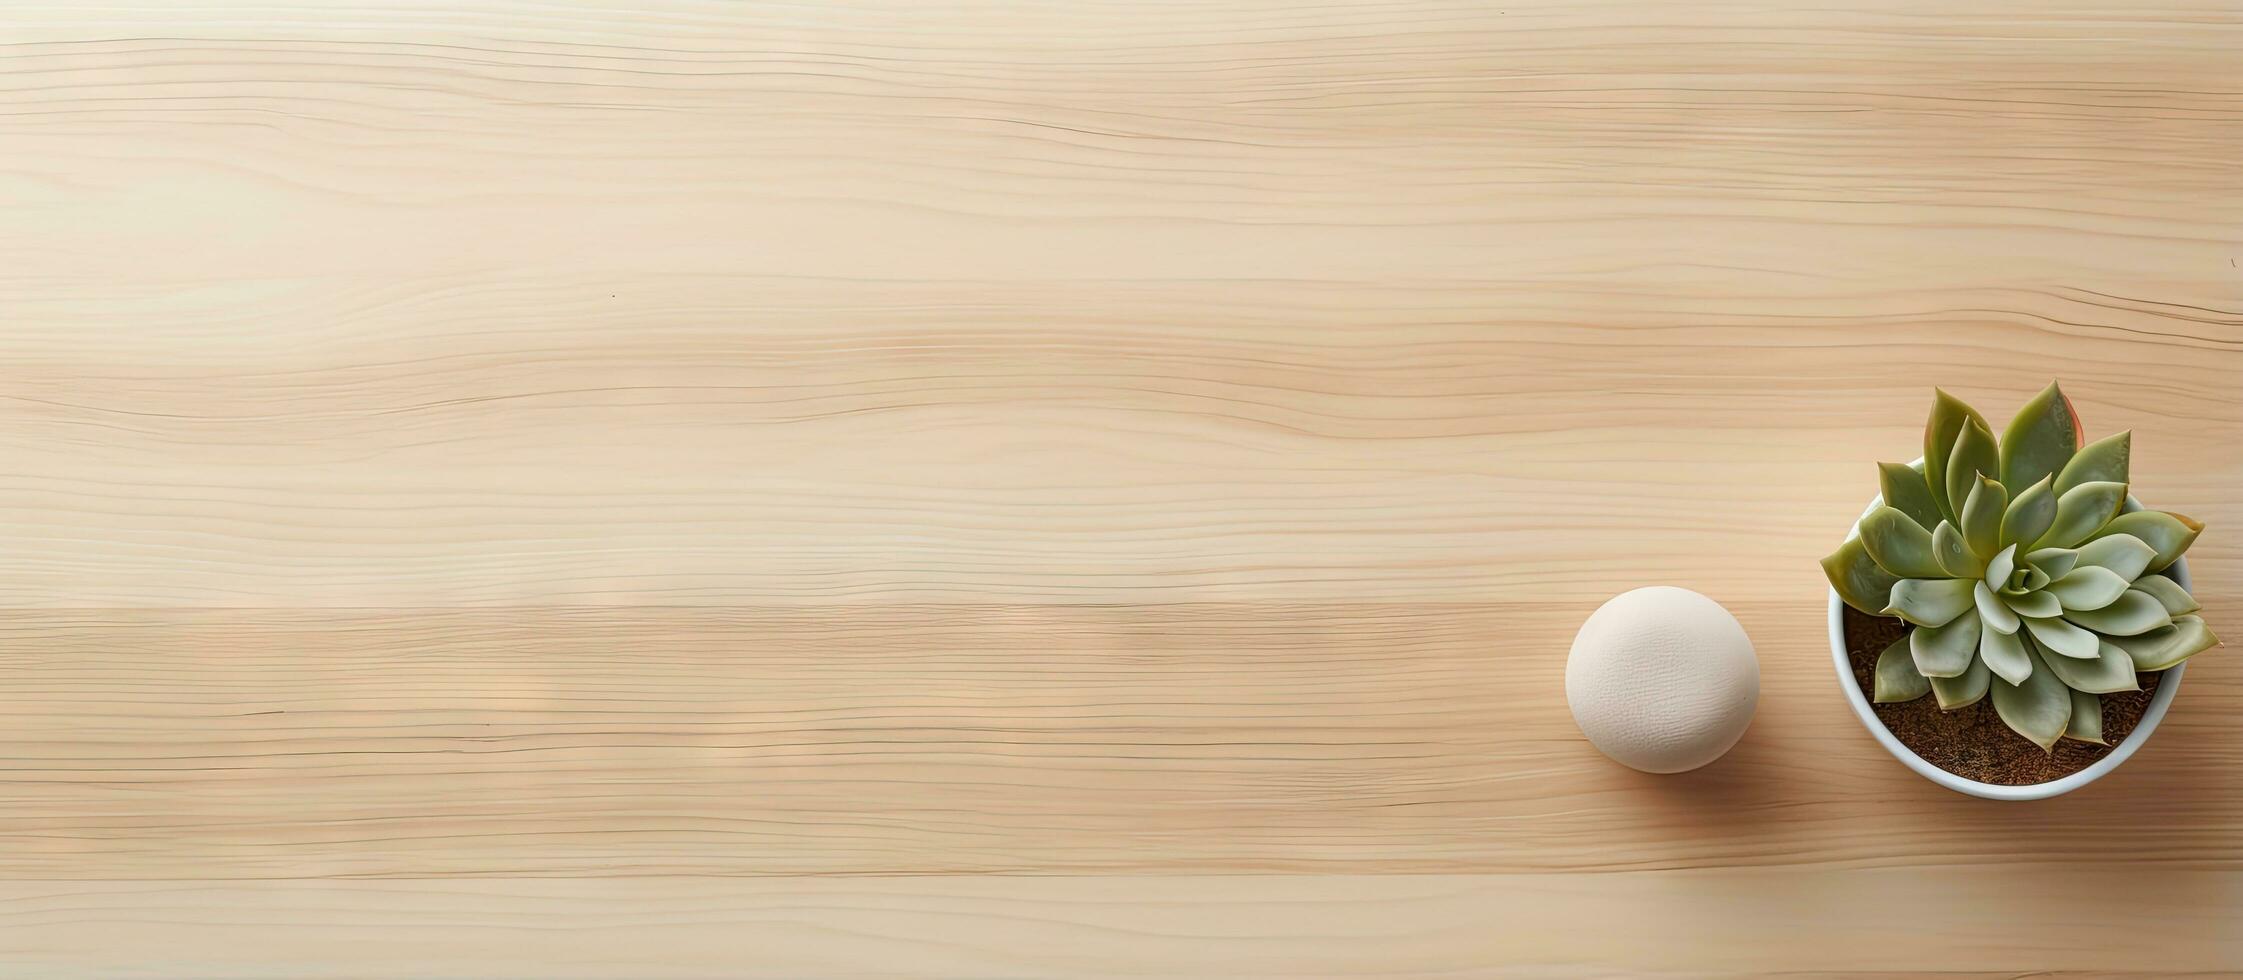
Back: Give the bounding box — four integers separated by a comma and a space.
3, 0, 2241, 975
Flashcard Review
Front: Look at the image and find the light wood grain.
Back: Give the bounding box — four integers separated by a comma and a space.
0, 872, 2237, 978
0, 603, 2238, 881
1, 0, 2239, 974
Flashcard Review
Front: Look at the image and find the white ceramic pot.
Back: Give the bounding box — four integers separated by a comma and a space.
1827, 490, 2188, 800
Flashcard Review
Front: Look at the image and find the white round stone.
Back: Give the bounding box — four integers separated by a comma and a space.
1565, 586, 1759, 773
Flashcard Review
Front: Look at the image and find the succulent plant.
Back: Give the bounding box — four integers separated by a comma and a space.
1822, 383, 2219, 751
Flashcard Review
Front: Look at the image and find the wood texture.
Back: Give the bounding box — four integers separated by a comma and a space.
2, 0, 2240, 974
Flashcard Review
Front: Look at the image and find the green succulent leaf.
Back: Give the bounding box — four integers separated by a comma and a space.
2055, 430, 2130, 495
2023, 615, 2099, 659
1960, 475, 2007, 560
1823, 537, 1903, 615
1999, 476, 2057, 551
1929, 654, 1991, 710
1924, 390, 1990, 522
1979, 625, 2031, 685
2040, 639, 2142, 695
2022, 546, 2079, 583
2004, 588, 2062, 619
2089, 510, 2203, 573
1982, 543, 2017, 592
2131, 574, 2201, 617
1991, 642, 2072, 752
2074, 533, 2156, 582
2065, 689, 2107, 745
1911, 608, 1982, 678
1859, 507, 1947, 579
2047, 565, 2128, 611
2107, 615, 2221, 672
1947, 424, 2000, 545
1873, 635, 1932, 703
2062, 589, 2172, 636
1974, 581, 2021, 634
2000, 382, 2078, 494
1877, 461, 1943, 532
1932, 521, 1981, 578
2036, 481, 2127, 550
1885, 577, 1977, 628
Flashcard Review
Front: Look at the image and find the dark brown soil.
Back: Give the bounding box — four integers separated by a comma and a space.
1843, 605, 2161, 785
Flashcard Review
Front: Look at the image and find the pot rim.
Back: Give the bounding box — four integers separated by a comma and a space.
1828, 484, 2187, 801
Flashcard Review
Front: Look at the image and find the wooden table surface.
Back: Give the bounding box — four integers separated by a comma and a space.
5, 1, 2241, 975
